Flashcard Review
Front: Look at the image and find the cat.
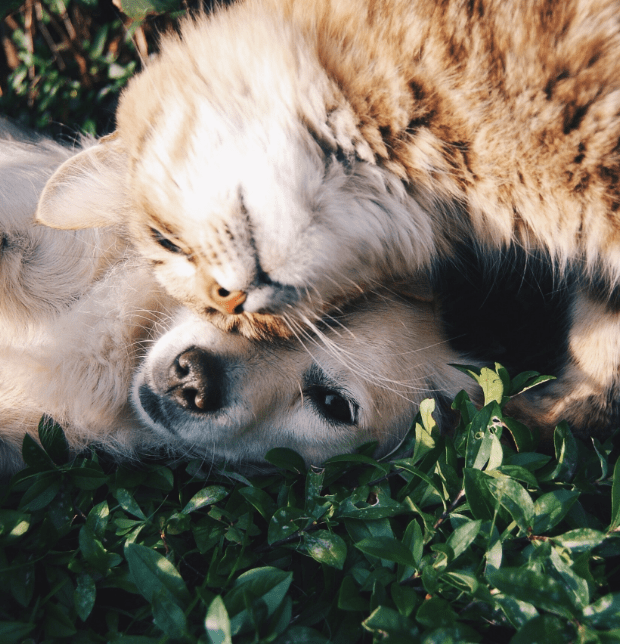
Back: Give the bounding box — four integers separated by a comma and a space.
36, 0, 620, 347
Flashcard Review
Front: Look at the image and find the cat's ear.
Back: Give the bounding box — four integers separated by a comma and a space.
36, 132, 128, 229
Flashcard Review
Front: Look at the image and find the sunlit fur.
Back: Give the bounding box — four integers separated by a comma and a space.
0, 120, 481, 475
9, 121, 620, 478
37, 0, 620, 341
0, 121, 173, 476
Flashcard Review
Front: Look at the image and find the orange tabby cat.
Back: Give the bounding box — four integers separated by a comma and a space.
37, 0, 620, 343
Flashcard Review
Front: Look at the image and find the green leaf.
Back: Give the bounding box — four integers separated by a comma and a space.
268, 507, 307, 544
37, 416, 70, 465
69, 462, 108, 490
301, 530, 347, 569
79, 524, 110, 575
549, 546, 590, 609
21, 433, 55, 471
152, 588, 188, 639
335, 487, 408, 520
446, 519, 481, 559
0, 622, 36, 644
205, 595, 232, 644
239, 487, 277, 520
116, 0, 182, 19
44, 602, 77, 638
610, 456, 620, 531
478, 366, 505, 405
125, 543, 191, 607
416, 596, 457, 628
265, 448, 306, 473
552, 528, 607, 552
182, 486, 228, 514
511, 614, 574, 644
533, 490, 579, 533
74, 573, 96, 621
305, 466, 327, 518
496, 464, 539, 487
363, 605, 417, 637
227, 567, 293, 636
488, 568, 578, 619
114, 488, 147, 520
337, 576, 367, 611
395, 463, 448, 511
0, 510, 31, 541
501, 417, 535, 452
391, 583, 419, 617
86, 500, 110, 539
465, 403, 497, 470
400, 518, 423, 579
494, 594, 538, 629
273, 626, 329, 643
355, 536, 416, 568
144, 466, 174, 491
485, 475, 535, 532
18, 472, 60, 511
583, 592, 620, 628
11, 562, 35, 607
463, 469, 499, 522
509, 372, 556, 396
409, 418, 438, 465
540, 423, 578, 482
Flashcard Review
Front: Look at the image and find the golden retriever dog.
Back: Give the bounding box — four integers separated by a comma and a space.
36, 0, 620, 349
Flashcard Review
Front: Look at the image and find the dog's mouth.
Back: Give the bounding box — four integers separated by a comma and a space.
137, 385, 179, 434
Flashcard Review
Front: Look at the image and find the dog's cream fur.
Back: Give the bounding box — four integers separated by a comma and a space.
0, 121, 172, 474
0, 121, 489, 475
36, 0, 620, 345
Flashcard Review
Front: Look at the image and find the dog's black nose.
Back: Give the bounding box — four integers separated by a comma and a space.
165, 347, 224, 413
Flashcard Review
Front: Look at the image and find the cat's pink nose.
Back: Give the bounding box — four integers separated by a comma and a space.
209, 284, 247, 315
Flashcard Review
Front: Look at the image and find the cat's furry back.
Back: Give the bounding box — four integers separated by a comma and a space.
37, 0, 620, 337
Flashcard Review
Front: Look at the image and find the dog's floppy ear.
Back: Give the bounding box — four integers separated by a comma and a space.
36, 133, 128, 229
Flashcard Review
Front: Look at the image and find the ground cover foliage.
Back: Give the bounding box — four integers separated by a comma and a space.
2, 1, 620, 642
1, 365, 620, 643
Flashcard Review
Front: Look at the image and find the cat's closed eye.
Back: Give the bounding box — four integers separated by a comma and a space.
150, 227, 184, 254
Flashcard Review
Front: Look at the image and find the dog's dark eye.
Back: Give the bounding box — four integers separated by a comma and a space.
150, 227, 183, 254
308, 386, 358, 425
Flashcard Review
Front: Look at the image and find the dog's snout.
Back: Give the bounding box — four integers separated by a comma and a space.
164, 347, 224, 413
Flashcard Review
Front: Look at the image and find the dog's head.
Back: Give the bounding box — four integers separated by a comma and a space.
132, 292, 475, 466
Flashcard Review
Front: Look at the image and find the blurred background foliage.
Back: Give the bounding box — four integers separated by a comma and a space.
0, 0, 222, 138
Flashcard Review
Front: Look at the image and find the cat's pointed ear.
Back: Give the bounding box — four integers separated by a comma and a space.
36, 132, 128, 229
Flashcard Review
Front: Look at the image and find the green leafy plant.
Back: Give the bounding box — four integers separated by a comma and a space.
0, 0, 186, 135
1, 365, 618, 643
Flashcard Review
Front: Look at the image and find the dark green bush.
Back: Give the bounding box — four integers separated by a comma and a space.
1, 365, 619, 643
0, 0, 186, 136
